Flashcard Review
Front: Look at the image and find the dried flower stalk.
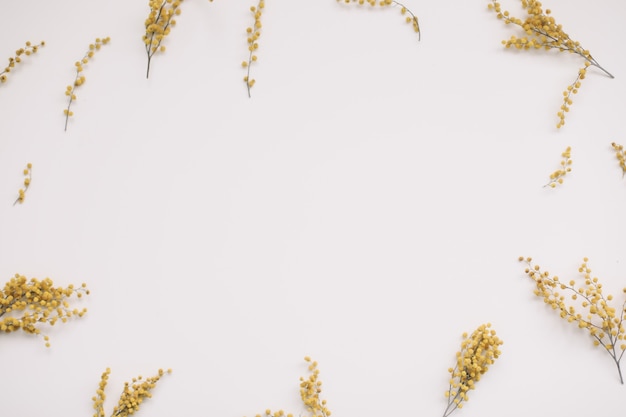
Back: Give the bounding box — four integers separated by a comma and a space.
14, 163, 32, 205
520, 256, 626, 383
0, 41, 45, 85
242, 1, 265, 97
612, 142, 626, 178
339, 0, 420, 40
63, 37, 111, 131
488, 0, 613, 128
144, 0, 183, 78
92, 368, 171, 417
0, 274, 89, 347
544, 146, 572, 188
244, 357, 331, 417
443, 323, 503, 417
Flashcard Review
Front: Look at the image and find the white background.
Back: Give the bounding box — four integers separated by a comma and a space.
1, 0, 626, 416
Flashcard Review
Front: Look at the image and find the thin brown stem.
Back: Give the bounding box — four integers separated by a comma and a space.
146, 55, 152, 79
391, 0, 420, 40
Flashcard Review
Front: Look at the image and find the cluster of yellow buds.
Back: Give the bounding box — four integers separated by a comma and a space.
244, 357, 330, 417
242, 1, 265, 97
612, 142, 626, 178
0, 41, 45, 85
520, 256, 626, 384
255, 408, 292, 417
144, 0, 183, 78
63, 37, 111, 131
556, 62, 591, 128
300, 357, 331, 417
544, 146, 571, 188
0, 274, 89, 347
339, 0, 420, 40
92, 368, 172, 417
487, 0, 613, 128
14, 162, 32, 205
443, 324, 503, 416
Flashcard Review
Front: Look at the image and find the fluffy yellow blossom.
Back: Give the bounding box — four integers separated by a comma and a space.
555, 63, 589, 128
0, 274, 89, 347
144, 0, 184, 78
63, 37, 111, 131
544, 146, 572, 188
0, 41, 45, 86
487, 0, 613, 129
243, 1, 265, 97
611, 142, 626, 178
520, 256, 626, 383
443, 324, 503, 417
339, 0, 420, 40
244, 357, 330, 417
14, 162, 32, 205
299, 357, 331, 417
92, 368, 171, 417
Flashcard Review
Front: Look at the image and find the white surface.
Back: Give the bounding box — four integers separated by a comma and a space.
1, 0, 626, 416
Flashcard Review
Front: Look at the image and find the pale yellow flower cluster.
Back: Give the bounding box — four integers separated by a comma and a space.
256, 408, 293, 417
612, 142, 626, 178
443, 324, 503, 417
544, 146, 572, 188
92, 368, 110, 417
300, 357, 331, 417
92, 368, 172, 417
339, 0, 420, 40
242, 1, 265, 97
14, 162, 32, 205
0, 41, 45, 85
63, 37, 111, 131
143, 0, 183, 78
0, 274, 89, 347
487, 0, 613, 128
245, 357, 330, 417
520, 257, 626, 384
556, 62, 591, 129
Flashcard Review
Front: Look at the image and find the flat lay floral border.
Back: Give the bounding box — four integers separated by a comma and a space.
1, 1, 626, 417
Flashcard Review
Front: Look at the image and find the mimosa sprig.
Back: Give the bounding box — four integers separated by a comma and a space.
520, 256, 626, 384
242, 1, 265, 97
488, 0, 613, 128
0, 274, 89, 347
0, 41, 45, 85
92, 368, 171, 417
144, 0, 184, 78
63, 37, 110, 131
244, 357, 331, 417
612, 142, 626, 178
443, 323, 503, 417
14, 163, 32, 205
339, 0, 420, 40
544, 146, 572, 188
